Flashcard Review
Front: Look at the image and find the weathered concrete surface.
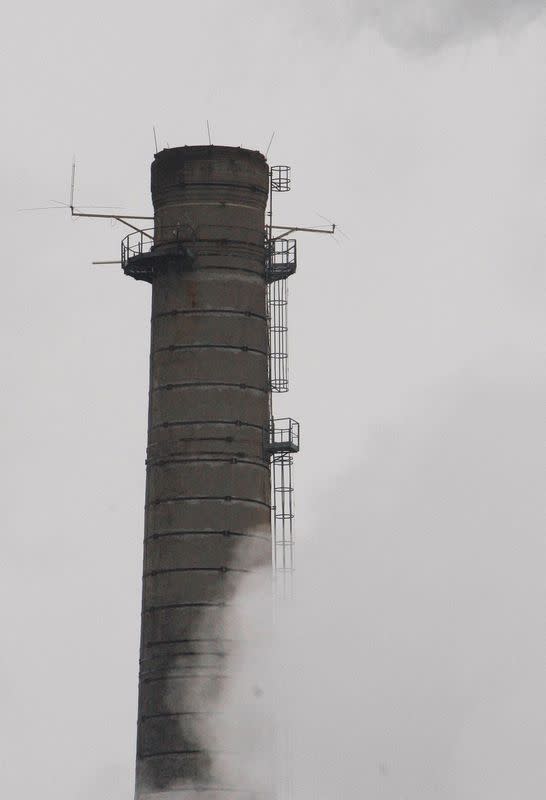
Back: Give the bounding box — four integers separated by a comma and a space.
133, 146, 272, 798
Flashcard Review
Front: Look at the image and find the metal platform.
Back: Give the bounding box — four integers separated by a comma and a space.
265, 238, 297, 283
121, 228, 195, 282
266, 418, 300, 454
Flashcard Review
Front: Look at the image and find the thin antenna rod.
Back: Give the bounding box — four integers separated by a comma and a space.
71, 210, 152, 222
153, 127, 159, 154
70, 158, 76, 211
18, 204, 120, 212
206, 120, 212, 145
266, 131, 275, 158
270, 223, 336, 241
70, 213, 154, 238
18, 206, 68, 212
316, 212, 349, 240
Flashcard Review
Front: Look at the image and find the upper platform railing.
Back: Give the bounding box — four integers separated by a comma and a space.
265, 238, 297, 282
267, 418, 300, 454
121, 228, 154, 268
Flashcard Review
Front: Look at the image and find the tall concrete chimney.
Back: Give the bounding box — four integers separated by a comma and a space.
128, 146, 272, 798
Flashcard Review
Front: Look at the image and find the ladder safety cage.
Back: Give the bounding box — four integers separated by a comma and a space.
267, 277, 289, 393
270, 165, 291, 193
266, 158, 334, 800
267, 418, 300, 580
271, 451, 295, 576
266, 165, 293, 393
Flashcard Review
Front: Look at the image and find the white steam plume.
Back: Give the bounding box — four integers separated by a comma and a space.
199, 361, 546, 799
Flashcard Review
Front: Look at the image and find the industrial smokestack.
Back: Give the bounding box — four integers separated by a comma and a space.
128, 146, 272, 798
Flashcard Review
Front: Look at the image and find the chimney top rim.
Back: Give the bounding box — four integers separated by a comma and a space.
153, 144, 267, 163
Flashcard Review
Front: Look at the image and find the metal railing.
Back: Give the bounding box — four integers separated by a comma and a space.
121, 228, 154, 268
268, 418, 300, 453
265, 238, 297, 282
121, 224, 198, 269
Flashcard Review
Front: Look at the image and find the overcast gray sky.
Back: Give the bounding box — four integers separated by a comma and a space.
1, 2, 544, 798
321, 0, 545, 47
